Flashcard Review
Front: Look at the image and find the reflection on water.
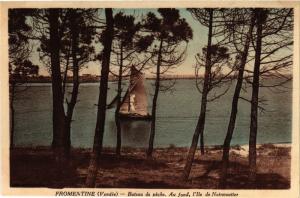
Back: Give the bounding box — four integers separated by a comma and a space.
121, 121, 151, 147
105, 118, 151, 148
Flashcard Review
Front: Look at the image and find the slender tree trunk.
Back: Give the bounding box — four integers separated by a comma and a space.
182, 9, 213, 180
200, 129, 204, 155
85, 8, 114, 187
62, 49, 70, 98
65, 10, 80, 156
49, 9, 68, 161
249, 8, 263, 183
219, 12, 256, 188
147, 39, 163, 158
10, 83, 15, 149
115, 44, 123, 155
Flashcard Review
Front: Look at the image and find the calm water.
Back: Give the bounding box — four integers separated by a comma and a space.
14, 79, 292, 148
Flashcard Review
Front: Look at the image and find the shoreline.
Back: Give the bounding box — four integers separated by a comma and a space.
10, 143, 292, 159
11, 142, 291, 150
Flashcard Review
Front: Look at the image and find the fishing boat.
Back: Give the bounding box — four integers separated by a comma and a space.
118, 66, 152, 120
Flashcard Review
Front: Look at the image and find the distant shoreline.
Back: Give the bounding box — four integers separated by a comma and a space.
11, 74, 293, 84
12, 77, 200, 84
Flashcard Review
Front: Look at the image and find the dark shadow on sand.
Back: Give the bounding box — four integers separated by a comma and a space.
10, 147, 290, 189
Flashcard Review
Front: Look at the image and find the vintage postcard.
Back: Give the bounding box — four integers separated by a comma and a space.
0, 1, 299, 197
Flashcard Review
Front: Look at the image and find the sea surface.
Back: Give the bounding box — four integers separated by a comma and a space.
13, 79, 292, 148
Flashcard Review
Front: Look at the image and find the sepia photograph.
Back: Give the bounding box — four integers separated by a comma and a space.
0, 1, 299, 197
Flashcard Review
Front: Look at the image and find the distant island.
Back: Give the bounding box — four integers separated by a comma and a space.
13, 74, 200, 83
13, 73, 291, 83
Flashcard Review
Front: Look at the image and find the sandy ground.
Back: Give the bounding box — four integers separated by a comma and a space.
10, 144, 290, 189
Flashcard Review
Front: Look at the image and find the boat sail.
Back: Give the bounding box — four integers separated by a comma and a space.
119, 66, 151, 120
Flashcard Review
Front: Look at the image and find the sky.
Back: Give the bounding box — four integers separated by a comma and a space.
31, 8, 208, 76
30, 8, 293, 77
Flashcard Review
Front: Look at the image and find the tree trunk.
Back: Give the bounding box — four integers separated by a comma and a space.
182, 9, 213, 180
49, 9, 68, 161
115, 44, 123, 156
85, 8, 114, 187
249, 8, 263, 184
65, 10, 80, 156
62, 48, 70, 97
10, 83, 15, 149
147, 39, 163, 158
200, 129, 204, 155
219, 12, 256, 188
